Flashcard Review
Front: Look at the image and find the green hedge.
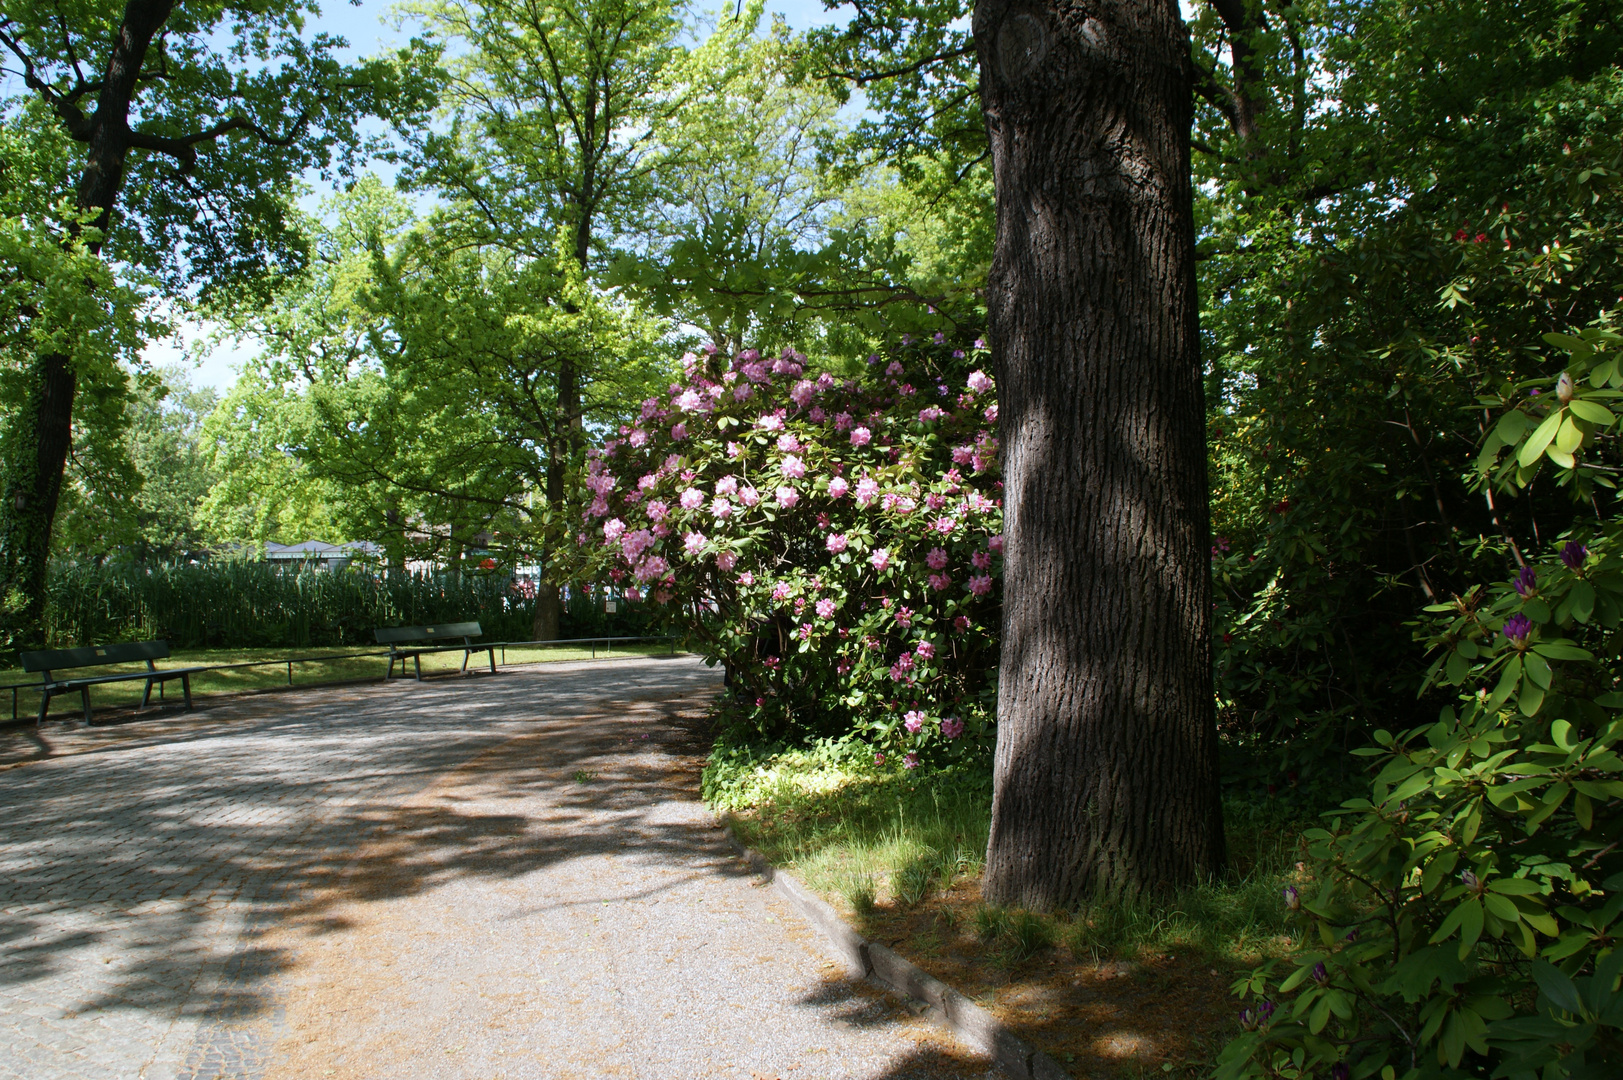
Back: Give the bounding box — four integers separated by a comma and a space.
41, 561, 652, 650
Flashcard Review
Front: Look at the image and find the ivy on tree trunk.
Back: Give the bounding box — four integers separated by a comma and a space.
974, 0, 1225, 905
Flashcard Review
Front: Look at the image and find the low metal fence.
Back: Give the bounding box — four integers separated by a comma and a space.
0, 635, 682, 723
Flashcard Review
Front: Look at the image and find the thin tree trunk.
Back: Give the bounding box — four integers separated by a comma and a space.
975, 0, 1225, 906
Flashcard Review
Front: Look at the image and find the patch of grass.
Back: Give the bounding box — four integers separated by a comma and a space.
843, 872, 877, 915
974, 904, 1011, 943
572, 770, 597, 783
705, 733, 1310, 966
0, 643, 681, 723
1007, 909, 1056, 959
705, 734, 993, 912
892, 863, 935, 909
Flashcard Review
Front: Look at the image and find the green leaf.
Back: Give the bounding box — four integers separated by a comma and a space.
1569, 398, 1615, 426
1532, 642, 1593, 660
1308, 994, 1333, 1034
1534, 960, 1583, 1014
1489, 655, 1524, 711
1571, 580, 1596, 623
1544, 932, 1591, 959
1519, 677, 1546, 717
1495, 409, 1531, 442
1575, 791, 1593, 830
1458, 897, 1485, 957
1523, 651, 1553, 688
1555, 415, 1583, 454
1441, 1009, 1467, 1067
1389, 771, 1435, 803
1519, 409, 1565, 466
1431, 897, 1478, 946
1484, 892, 1520, 922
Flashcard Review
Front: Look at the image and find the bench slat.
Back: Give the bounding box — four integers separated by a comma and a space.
374, 622, 483, 644
21, 640, 171, 672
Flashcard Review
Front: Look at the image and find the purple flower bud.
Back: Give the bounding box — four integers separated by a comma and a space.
1283, 885, 1301, 910
1311, 961, 1329, 985
1461, 869, 1480, 892
1502, 613, 1533, 645
1344, 927, 1360, 943
1513, 565, 1537, 598
1258, 1000, 1276, 1023
1561, 540, 1588, 570
1239, 1007, 1258, 1031
1330, 1064, 1351, 1080
1530, 388, 1542, 397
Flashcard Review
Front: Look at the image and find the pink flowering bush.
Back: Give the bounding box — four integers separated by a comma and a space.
560, 340, 1004, 762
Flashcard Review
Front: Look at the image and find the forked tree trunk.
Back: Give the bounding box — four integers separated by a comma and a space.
975, 0, 1224, 906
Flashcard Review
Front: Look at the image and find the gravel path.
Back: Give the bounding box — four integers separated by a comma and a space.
0, 656, 989, 1079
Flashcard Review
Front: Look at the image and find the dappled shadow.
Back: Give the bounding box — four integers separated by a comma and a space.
0, 657, 727, 1063
0, 655, 1011, 1078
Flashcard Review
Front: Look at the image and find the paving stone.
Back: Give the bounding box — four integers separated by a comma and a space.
1, 656, 992, 1080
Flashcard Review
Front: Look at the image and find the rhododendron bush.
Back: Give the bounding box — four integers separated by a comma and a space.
559, 339, 1004, 762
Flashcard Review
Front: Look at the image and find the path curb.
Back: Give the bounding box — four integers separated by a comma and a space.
722, 825, 1070, 1080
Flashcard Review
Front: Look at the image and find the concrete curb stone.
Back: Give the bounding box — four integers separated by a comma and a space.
723, 825, 1071, 1079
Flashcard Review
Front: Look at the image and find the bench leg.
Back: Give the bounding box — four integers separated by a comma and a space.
488, 647, 497, 674
80, 686, 92, 724
461, 648, 470, 675
181, 673, 193, 711
414, 654, 422, 681
36, 688, 50, 726
141, 676, 155, 710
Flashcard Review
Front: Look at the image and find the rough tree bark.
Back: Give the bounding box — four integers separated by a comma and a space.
975, 0, 1225, 906
0, 0, 177, 648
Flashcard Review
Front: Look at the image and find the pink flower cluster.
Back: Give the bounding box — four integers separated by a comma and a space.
560, 338, 1001, 766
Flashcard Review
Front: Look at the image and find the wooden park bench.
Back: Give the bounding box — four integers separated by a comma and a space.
373, 621, 498, 681
19, 640, 206, 725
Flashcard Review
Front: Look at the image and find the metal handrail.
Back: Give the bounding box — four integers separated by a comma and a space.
0, 635, 681, 722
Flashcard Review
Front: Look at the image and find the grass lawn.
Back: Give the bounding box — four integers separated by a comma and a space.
707, 738, 1312, 1079
1, 640, 681, 723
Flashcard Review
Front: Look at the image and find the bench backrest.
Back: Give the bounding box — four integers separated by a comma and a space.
374, 621, 483, 644
20, 640, 171, 673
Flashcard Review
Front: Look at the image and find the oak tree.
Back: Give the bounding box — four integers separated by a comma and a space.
974, 0, 1225, 905
0, 0, 429, 645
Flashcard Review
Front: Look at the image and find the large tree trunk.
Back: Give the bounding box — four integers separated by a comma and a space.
975, 0, 1224, 906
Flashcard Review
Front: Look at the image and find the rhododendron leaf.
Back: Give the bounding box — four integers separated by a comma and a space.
1554, 416, 1584, 454
1519, 410, 1564, 466
1568, 399, 1615, 426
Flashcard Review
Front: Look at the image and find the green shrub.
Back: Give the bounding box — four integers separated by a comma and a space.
1218, 330, 1623, 1080
39, 560, 656, 649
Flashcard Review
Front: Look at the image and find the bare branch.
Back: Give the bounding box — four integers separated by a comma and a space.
126, 111, 311, 172
819, 44, 974, 88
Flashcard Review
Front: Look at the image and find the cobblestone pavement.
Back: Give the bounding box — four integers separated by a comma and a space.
0, 656, 990, 1080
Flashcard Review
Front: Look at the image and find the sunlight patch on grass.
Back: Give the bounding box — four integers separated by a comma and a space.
703, 736, 1309, 966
